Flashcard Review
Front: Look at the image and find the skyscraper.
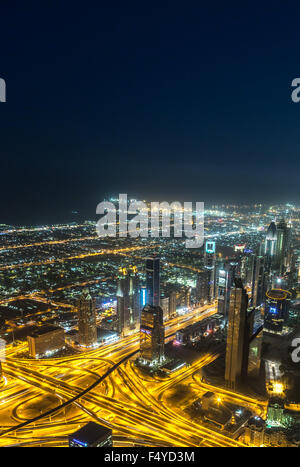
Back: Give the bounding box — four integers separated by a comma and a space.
217, 262, 235, 317
276, 219, 292, 273
251, 255, 266, 308
77, 288, 97, 347
225, 278, 249, 389
168, 290, 177, 318
117, 267, 139, 336
140, 304, 164, 365
264, 221, 277, 271
264, 288, 291, 334
146, 256, 160, 306
196, 270, 211, 304
204, 240, 217, 301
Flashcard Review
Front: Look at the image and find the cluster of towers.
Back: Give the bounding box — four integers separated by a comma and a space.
193, 219, 294, 389
75, 256, 166, 365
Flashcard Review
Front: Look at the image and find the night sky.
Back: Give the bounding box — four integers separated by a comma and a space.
1, 2, 300, 225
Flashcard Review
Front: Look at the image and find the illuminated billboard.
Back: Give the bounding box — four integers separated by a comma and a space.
205, 240, 216, 254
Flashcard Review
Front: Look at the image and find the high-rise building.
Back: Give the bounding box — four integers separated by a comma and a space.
140, 305, 164, 365
146, 257, 160, 306
225, 278, 249, 389
251, 255, 266, 308
244, 417, 265, 447
27, 325, 65, 358
117, 267, 139, 336
139, 285, 147, 310
217, 263, 235, 317
160, 295, 169, 321
204, 240, 217, 301
247, 326, 263, 378
264, 221, 277, 258
264, 288, 291, 334
276, 219, 292, 273
69, 422, 113, 447
196, 270, 211, 304
168, 290, 177, 318
77, 288, 97, 347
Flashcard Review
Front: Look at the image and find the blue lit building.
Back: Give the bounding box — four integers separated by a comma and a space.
146, 256, 160, 307
68, 422, 112, 447
264, 289, 291, 334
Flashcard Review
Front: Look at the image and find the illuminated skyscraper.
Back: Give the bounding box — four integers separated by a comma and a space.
196, 270, 211, 304
146, 256, 160, 306
77, 288, 97, 347
204, 240, 217, 302
225, 278, 249, 389
217, 262, 235, 317
251, 255, 266, 308
140, 304, 164, 365
168, 290, 177, 318
117, 267, 139, 336
264, 288, 291, 334
276, 219, 292, 273
264, 221, 277, 260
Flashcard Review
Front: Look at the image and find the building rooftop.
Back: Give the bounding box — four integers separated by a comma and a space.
28, 325, 64, 338
69, 422, 111, 445
266, 289, 291, 301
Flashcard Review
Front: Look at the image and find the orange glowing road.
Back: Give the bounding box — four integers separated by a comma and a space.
0, 244, 158, 271
0, 303, 249, 447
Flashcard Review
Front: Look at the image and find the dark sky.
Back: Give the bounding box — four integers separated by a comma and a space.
1, 2, 300, 225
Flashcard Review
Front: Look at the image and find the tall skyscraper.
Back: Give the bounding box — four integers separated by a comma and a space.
168, 290, 177, 318
251, 255, 266, 308
264, 221, 278, 275
77, 288, 97, 347
204, 240, 217, 301
276, 219, 292, 273
140, 305, 164, 365
146, 256, 160, 306
264, 288, 291, 334
160, 294, 169, 321
265, 221, 277, 258
196, 270, 211, 304
217, 262, 235, 317
225, 278, 249, 389
117, 267, 139, 336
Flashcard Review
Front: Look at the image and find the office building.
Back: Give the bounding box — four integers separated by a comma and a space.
77, 288, 97, 347
251, 255, 266, 308
217, 263, 235, 317
244, 417, 265, 447
247, 326, 263, 377
264, 288, 291, 334
204, 240, 217, 301
69, 422, 113, 447
264, 221, 277, 258
140, 304, 164, 365
168, 290, 177, 318
117, 267, 139, 336
196, 270, 211, 304
146, 256, 160, 306
27, 325, 65, 358
225, 278, 249, 389
160, 295, 169, 321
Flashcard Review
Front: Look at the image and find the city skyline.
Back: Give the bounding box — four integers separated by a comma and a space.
1, 2, 300, 452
